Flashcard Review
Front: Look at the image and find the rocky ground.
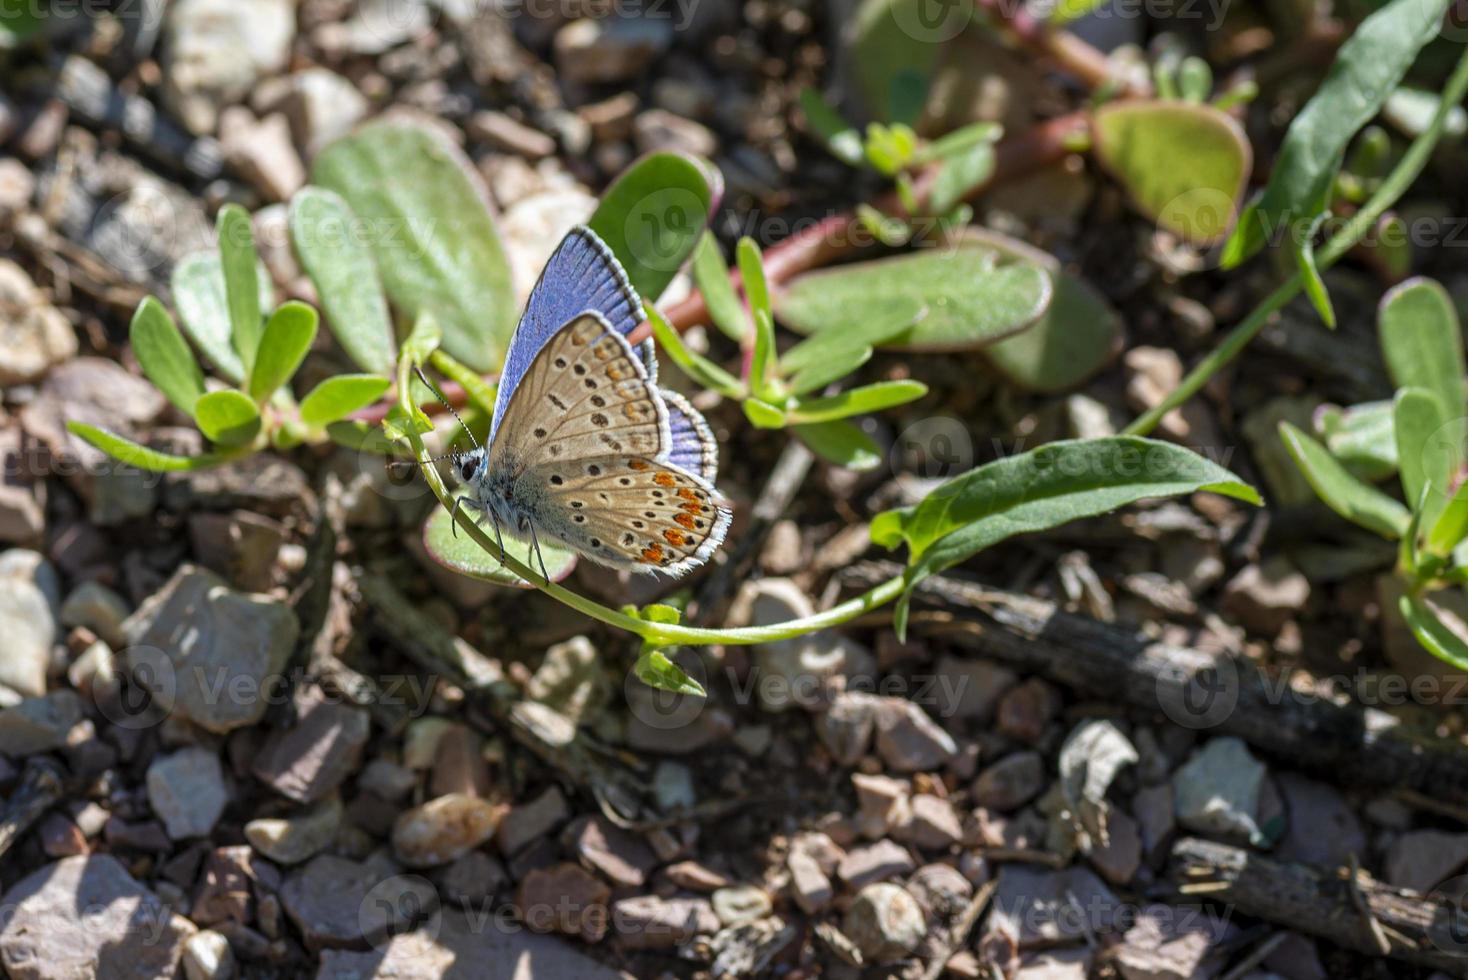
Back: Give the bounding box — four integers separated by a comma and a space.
2, 1, 1468, 979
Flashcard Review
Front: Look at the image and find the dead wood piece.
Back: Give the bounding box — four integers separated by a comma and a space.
839, 562, 1468, 808
1170, 837, 1468, 977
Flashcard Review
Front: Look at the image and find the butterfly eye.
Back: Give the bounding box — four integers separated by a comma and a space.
460, 457, 479, 481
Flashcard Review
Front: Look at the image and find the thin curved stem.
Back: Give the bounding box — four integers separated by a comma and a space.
397, 353, 910, 647
1124, 45, 1468, 438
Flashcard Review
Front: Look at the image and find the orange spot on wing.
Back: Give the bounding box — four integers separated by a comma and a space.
653, 472, 676, 488
641, 544, 664, 563
628, 459, 649, 471
676, 488, 698, 501
674, 513, 696, 530
680, 501, 701, 515
663, 529, 686, 546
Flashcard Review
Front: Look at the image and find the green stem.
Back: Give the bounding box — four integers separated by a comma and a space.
1124, 45, 1468, 437
398, 352, 910, 647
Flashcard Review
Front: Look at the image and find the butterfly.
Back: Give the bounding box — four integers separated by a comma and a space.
432, 225, 731, 580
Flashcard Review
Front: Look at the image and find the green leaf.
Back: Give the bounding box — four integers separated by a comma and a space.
1394, 387, 1449, 518
794, 420, 883, 470
782, 297, 923, 383
1091, 101, 1251, 246
788, 380, 928, 424
1429, 481, 1468, 556
130, 297, 205, 415
951, 228, 1120, 392
300, 374, 392, 428
588, 152, 718, 304
632, 649, 707, 697
1378, 277, 1466, 424
65, 422, 225, 472
848, 0, 952, 123
912, 122, 1002, 165
424, 490, 577, 588
326, 419, 402, 456
194, 390, 262, 448
690, 232, 750, 343
312, 121, 515, 372
798, 88, 864, 167
787, 344, 873, 397
1178, 57, 1213, 103
289, 187, 397, 376
736, 237, 771, 323
0, 2, 48, 46
1279, 421, 1410, 539
170, 252, 273, 384
873, 437, 1262, 591
248, 302, 318, 402
217, 204, 263, 371
647, 305, 742, 398
1400, 592, 1468, 671
1050, 0, 1108, 23
749, 308, 779, 402
855, 204, 912, 247
1292, 214, 1335, 327
401, 310, 443, 368
1221, 0, 1451, 266
928, 140, 994, 215
775, 248, 1052, 351
742, 397, 787, 429
1316, 400, 1398, 481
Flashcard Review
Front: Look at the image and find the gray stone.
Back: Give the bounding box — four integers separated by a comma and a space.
986, 866, 1119, 948
281, 855, 438, 950
610, 894, 719, 950
0, 548, 57, 696
935, 655, 1018, 721
852, 772, 910, 839
218, 108, 304, 202
59, 580, 130, 649
1115, 903, 1235, 980
468, 111, 556, 159
515, 862, 610, 942
1386, 829, 1468, 893
280, 68, 369, 160
316, 909, 624, 979
711, 885, 772, 926
634, 108, 719, 157
1089, 808, 1143, 885
788, 846, 834, 914
1017, 947, 1093, 979
562, 814, 657, 888
973, 751, 1046, 811
163, 0, 295, 134
0, 855, 196, 979
0, 690, 83, 754
252, 687, 369, 803
837, 840, 915, 889
1275, 773, 1366, 869
182, 930, 235, 980
652, 760, 696, 811
392, 793, 503, 868
553, 17, 671, 84
525, 636, 610, 725
123, 565, 299, 733
437, 850, 508, 904
1172, 737, 1266, 844
740, 579, 871, 713
0, 260, 76, 386
498, 785, 570, 856
0, 429, 45, 546
147, 747, 229, 839
895, 793, 964, 850
874, 697, 957, 772
817, 691, 878, 765
245, 795, 343, 865
843, 882, 924, 963
357, 758, 417, 802
1223, 558, 1310, 636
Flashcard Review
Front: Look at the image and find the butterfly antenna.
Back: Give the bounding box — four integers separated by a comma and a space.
412, 366, 482, 453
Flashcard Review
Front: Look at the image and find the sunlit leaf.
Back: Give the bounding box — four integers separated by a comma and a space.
248, 302, 318, 403
587, 152, 718, 303
1279, 421, 1410, 539
633, 649, 706, 696
130, 297, 205, 415
1400, 592, 1468, 671
798, 87, 864, 167
65, 422, 225, 472
690, 232, 750, 343
300, 375, 392, 428
171, 252, 273, 384
424, 490, 577, 588
794, 419, 883, 470
289, 187, 397, 376
194, 390, 262, 448
1378, 277, 1465, 424
312, 121, 515, 371
787, 380, 928, 424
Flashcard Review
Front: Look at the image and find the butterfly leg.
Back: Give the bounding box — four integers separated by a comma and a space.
526, 520, 551, 584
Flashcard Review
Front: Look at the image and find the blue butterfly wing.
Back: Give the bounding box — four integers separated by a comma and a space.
661, 389, 718, 482
489, 225, 643, 445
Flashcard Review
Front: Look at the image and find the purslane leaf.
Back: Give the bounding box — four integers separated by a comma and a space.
793, 419, 883, 470
647, 305, 742, 397
1400, 592, 1468, 671
217, 204, 263, 371
587, 152, 718, 303
1315, 400, 1398, 481
130, 297, 206, 416
1393, 387, 1448, 524
749, 308, 780, 403
171, 251, 273, 384
787, 380, 929, 424
300, 374, 392, 428
1279, 421, 1410, 539
66, 422, 225, 472
423, 489, 577, 588
194, 390, 263, 447
312, 120, 515, 372
798, 87, 865, 167
289, 187, 397, 376
690, 232, 750, 343
248, 302, 319, 403
1221, 0, 1451, 266
1378, 276, 1466, 424
632, 649, 707, 697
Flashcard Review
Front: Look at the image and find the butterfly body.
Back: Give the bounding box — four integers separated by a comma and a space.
454, 227, 730, 577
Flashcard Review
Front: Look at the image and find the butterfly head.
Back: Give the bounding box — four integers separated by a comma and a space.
455, 446, 487, 485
